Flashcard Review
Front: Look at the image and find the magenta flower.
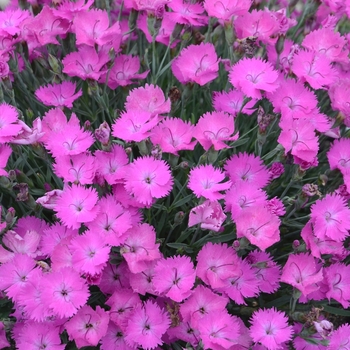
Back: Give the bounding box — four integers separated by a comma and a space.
278, 118, 319, 163
112, 110, 159, 142
150, 117, 197, 155
0, 253, 37, 300
328, 324, 350, 350
54, 184, 100, 229
310, 194, 350, 242
167, 0, 207, 26
329, 79, 350, 126
229, 57, 279, 99
303, 27, 349, 63
123, 156, 173, 206
235, 207, 280, 251
54, 153, 96, 185
172, 42, 220, 86
0, 8, 30, 37
125, 84, 171, 116
193, 111, 238, 151
35, 81, 82, 108
188, 164, 231, 201
324, 263, 350, 308
199, 311, 240, 349
235, 9, 280, 46
69, 230, 110, 275
106, 288, 142, 329
188, 199, 227, 232
224, 152, 270, 189
16, 321, 64, 350
120, 223, 161, 273
153, 255, 196, 302
86, 195, 132, 246
94, 144, 129, 185
100, 322, 134, 350
249, 308, 293, 350
41, 267, 89, 318
73, 9, 121, 49
280, 253, 323, 296
0, 103, 22, 143
327, 138, 350, 175
213, 89, 257, 117
196, 242, 240, 289
45, 124, 95, 158
246, 251, 281, 294
23, 6, 69, 46
225, 182, 267, 220
203, 0, 252, 20
125, 300, 170, 350
100, 54, 149, 89
65, 305, 109, 348
0, 144, 12, 176
292, 50, 336, 90
62, 45, 109, 80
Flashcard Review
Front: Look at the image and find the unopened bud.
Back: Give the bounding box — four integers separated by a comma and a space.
95, 121, 111, 145
174, 211, 185, 225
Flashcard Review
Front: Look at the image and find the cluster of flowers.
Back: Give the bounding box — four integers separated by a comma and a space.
0, 0, 350, 349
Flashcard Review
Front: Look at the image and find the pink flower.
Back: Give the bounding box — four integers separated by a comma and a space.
129, 260, 158, 295
45, 124, 94, 158
196, 242, 240, 289
203, 0, 252, 20
235, 9, 280, 46
41, 267, 90, 318
235, 207, 280, 251
54, 184, 100, 229
130, 0, 170, 12
36, 189, 64, 210
125, 300, 170, 349
280, 253, 323, 296
125, 84, 170, 116
86, 195, 132, 246
246, 251, 281, 294
69, 230, 110, 275
329, 79, 350, 125
10, 117, 45, 145
188, 165, 231, 201
35, 81, 82, 108
22, 6, 69, 46
16, 321, 64, 350
213, 89, 257, 117
292, 50, 336, 90
278, 118, 319, 163
73, 9, 121, 49
328, 324, 350, 350
94, 144, 129, 185
62, 45, 110, 80
123, 156, 173, 206
54, 153, 96, 185
324, 263, 350, 308
100, 54, 149, 89
150, 117, 197, 155
225, 182, 267, 220
0, 103, 22, 143
106, 288, 142, 329
100, 322, 135, 350
112, 110, 159, 142
0, 8, 30, 37
216, 258, 259, 305
249, 308, 293, 350
172, 42, 220, 86
120, 223, 161, 273
0, 144, 12, 176
0, 253, 37, 300
198, 311, 240, 350
327, 138, 350, 175
180, 285, 228, 327
224, 152, 270, 189
65, 305, 109, 347
193, 111, 238, 151
167, 0, 208, 26
153, 255, 196, 302
229, 57, 279, 99
188, 199, 226, 232
302, 27, 349, 63
310, 194, 350, 242
98, 261, 131, 295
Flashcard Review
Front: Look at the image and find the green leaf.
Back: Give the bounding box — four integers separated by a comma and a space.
322, 304, 350, 317
171, 194, 193, 209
